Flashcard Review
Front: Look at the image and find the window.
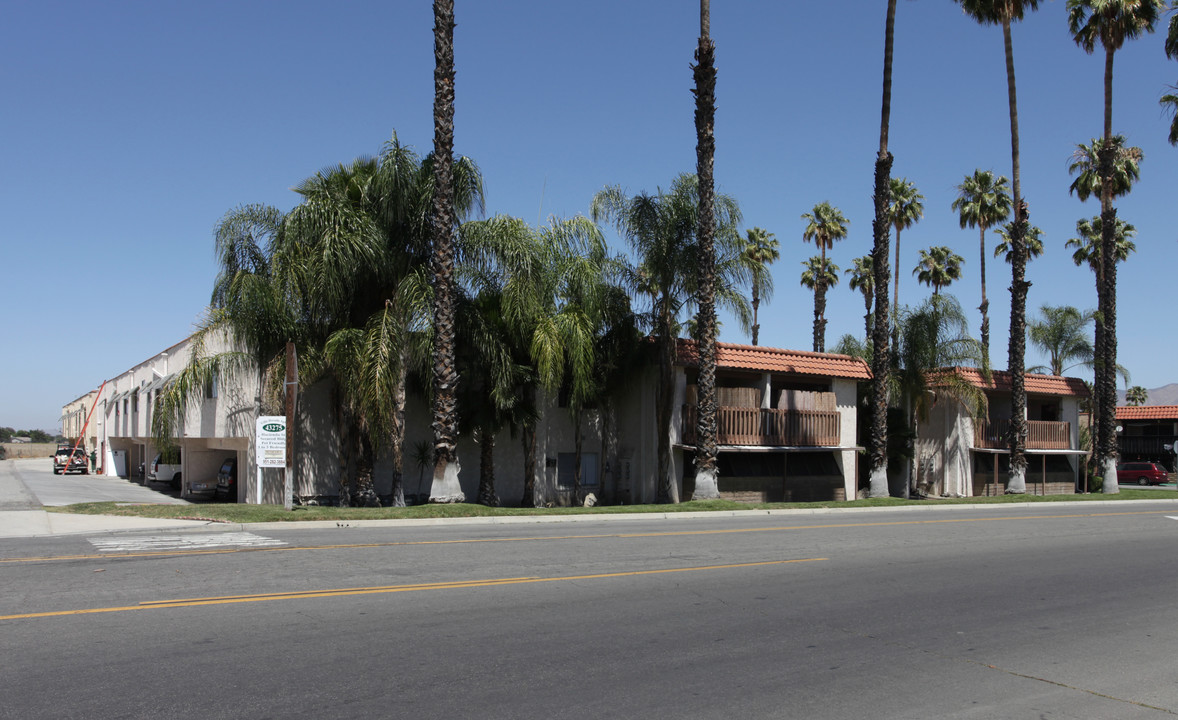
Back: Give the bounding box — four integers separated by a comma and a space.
204, 376, 218, 399
557, 452, 599, 489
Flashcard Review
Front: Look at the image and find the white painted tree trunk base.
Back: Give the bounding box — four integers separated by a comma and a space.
1101, 456, 1119, 495
1006, 465, 1026, 494
429, 457, 465, 504
693, 468, 719, 500
868, 465, 889, 498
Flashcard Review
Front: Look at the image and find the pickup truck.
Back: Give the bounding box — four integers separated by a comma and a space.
147, 450, 182, 489
53, 445, 89, 475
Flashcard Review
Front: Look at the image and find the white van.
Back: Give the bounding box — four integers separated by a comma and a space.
147, 449, 182, 489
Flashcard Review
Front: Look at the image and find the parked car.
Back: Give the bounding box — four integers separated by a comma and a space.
52, 446, 88, 475
147, 449, 182, 489
214, 457, 238, 502
1116, 461, 1169, 486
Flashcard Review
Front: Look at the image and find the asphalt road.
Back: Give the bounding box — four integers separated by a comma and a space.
4, 495, 1178, 719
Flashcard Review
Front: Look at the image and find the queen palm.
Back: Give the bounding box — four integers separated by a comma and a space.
743, 227, 779, 346
914, 246, 964, 296
801, 257, 840, 340
951, 170, 1011, 359
869, 0, 900, 498
801, 202, 849, 352
846, 255, 875, 344
1068, 0, 1164, 493
887, 177, 923, 346
591, 174, 750, 504
956, 0, 1041, 495
1027, 305, 1096, 376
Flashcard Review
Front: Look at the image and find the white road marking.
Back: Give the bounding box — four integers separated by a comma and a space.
89, 532, 286, 553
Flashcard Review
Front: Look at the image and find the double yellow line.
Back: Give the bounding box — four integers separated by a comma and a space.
0, 558, 824, 622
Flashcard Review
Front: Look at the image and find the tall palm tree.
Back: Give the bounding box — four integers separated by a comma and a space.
1027, 304, 1096, 376
1068, 136, 1143, 200
956, 0, 1041, 496
951, 170, 1011, 359
887, 177, 924, 347
591, 175, 750, 504
1068, 0, 1164, 493
692, 0, 721, 501
1066, 214, 1137, 470
743, 227, 779, 346
846, 255, 875, 344
914, 246, 964, 296
869, 0, 900, 498
801, 256, 841, 341
428, 0, 463, 503
801, 202, 849, 352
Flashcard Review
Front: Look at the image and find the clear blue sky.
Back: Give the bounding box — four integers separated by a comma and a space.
3, 1, 1177, 432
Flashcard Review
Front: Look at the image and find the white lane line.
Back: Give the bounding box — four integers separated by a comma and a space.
89, 532, 286, 553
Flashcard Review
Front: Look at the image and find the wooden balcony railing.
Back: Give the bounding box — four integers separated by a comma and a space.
682, 405, 840, 447
973, 419, 1072, 450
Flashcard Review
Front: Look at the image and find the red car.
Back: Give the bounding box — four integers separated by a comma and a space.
1116, 461, 1170, 486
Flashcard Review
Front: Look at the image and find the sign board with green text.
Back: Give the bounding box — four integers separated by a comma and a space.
256, 415, 286, 468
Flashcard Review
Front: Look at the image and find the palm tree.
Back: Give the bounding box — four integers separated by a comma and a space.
951, 169, 1011, 358
1068, 136, 1143, 200
743, 227, 779, 346
692, 0, 721, 501
887, 177, 924, 347
993, 223, 1044, 263
897, 295, 990, 497
956, 0, 1041, 497
801, 202, 849, 352
1125, 385, 1148, 405
1066, 213, 1137, 475
1027, 304, 1095, 376
846, 255, 875, 344
1068, 0, 1164, 494
801, 256, 841, 342
591, 174, 750, 504
869, 0, 900, 498
913, 246, 964, 296
428, 0, 463, 503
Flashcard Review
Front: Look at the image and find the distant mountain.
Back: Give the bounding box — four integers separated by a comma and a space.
1116, 384, 1178, 406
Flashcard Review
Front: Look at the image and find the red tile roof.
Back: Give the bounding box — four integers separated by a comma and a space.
1116, 405, 1178, 420
676, 339, 872, 380
940, 367, 1090, 397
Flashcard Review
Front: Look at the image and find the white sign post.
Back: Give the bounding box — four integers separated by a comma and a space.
255, 415, 286, 504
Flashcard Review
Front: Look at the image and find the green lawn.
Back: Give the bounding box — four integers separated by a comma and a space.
46, 489, 1177, 524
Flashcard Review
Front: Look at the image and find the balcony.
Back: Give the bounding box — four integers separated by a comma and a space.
973, 419, 1072, 450
682, 405, 841, 447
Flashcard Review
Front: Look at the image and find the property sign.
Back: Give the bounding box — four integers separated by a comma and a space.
256, 416, 287, 468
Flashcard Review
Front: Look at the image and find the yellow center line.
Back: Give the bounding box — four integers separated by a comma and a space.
0, 509, 1167, 564
0, 558, 824, 621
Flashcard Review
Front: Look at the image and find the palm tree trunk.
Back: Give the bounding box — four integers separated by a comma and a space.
815, 282, 828, 353
573, 410, 583, 503
389, 360, 408, 507
692, 0, 720, 500
1098, 46, 1119, 494
868, 0, 898, 499
428, 0, 464, 503
751, 283, 761, 346
477, 428, 498, 507
1003, 15, 1029, 495
521, 417, 538, 508
657, 316, 679, 504
978, 224, 990, 358
891, 226, 901, 349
